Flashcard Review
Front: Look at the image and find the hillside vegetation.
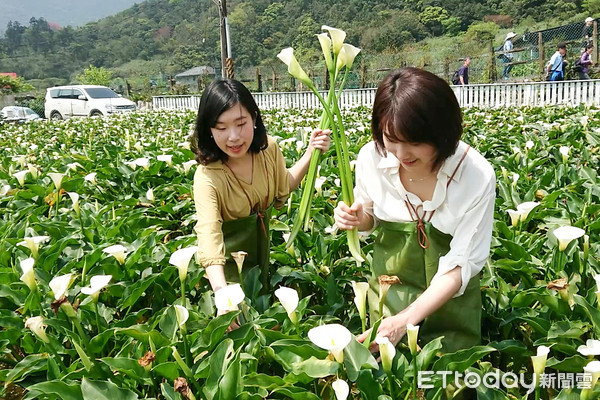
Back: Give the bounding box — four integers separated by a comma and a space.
0, 0, 595, 89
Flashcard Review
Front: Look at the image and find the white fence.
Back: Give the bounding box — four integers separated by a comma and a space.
152, 80, 600, 111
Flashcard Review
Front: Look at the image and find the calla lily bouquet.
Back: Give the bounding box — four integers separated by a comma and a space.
277, 25, 363, 262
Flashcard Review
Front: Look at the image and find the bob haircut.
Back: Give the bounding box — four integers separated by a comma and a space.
191, 79, 268, 165
371, 67, 462, 170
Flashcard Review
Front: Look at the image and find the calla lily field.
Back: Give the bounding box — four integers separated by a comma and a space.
2, 31, 600, 400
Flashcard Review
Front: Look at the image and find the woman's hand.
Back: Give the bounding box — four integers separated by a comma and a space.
357, 313, 408, 352
334, 201, 367, 230
307, 129, 331, 153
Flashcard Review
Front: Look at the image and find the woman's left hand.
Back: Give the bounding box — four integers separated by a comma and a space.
357, 313, 408, 352
307, 129, 331, 153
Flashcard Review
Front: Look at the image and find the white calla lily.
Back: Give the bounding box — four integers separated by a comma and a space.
20, 257, 36, 291
214, 284, 245, 312
321, 25, 346, 54
331, 379, 349, 400
17, 236, 50, 258
134, 157, 150, 170
81, 275, 112, 301
14, 170, 27, 186
231, 251, 247, 277
407, 323, 420, 355
48, 172, 65, 190
559, 146, 569, 162
375, 335, 396, 373
314, 176, 326, 196
584, 360, 600, 390
274, 287, 299, 324
336, 43, 361, 71
84, 172, 97, 185
169, 246, 198, 283
531, 345, 550, 386
174, 305, 189, 329
578, 339, 600, 356
28, 164, 39, 179
103, 244, 128, 264
316, 33, 333, 71
277, 47, 312, 87
183, 160, 197, 174
553, 226, 585, 251
49, 273, 73, 300
67, 192, 80, 214
351, 281, 369, 331
25, 316, 50, 343
0, 184, 10, 196
157, 154, 173, 166
146, 188, 155, 203
307, 323, 352, 363
525, 140, 534, 150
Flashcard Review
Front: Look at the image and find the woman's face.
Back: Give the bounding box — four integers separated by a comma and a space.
211, 103, 255, 161
383, 134, 438, 173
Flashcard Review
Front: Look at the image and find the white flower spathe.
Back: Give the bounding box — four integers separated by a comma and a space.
174, 305, 189, 328
0, 184, 10, 196
81, 275, 112, 297
67, 192, 80, 214
183, 160, 197, 174
531, 345, 550, 376
578, 339, 600, 356
19, 257, 36, 290
17, 236, 50, 258
169, 246, 198, 282
84, 172, 97, 185
351, 281, 369, 323
316, 33, 333, 71
157, 154, 173, 166
49, 273, 73, 300
277, 47, 312, 87
48, 172, 65, 190
146, 188, 155, 203
331, 379, 349, 400
406, 323, 420, 355
214, 284, 245, 312
14, 170, 27, 186
321, 25, 346, 54
507, 201, 539, 226
336, 43, 361, 70
308, 323, 352, 363
274, 287, 299, 317
25, 316, 50, 343
375, 335, 396, 373
553, 226, 585, 251
103, 244, 128, 264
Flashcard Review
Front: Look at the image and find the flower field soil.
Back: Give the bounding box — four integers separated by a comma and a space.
1, 106, 600, 399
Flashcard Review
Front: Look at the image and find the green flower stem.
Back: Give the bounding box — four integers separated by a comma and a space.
181, 280, 186, 303
181, 326, 192, 367
60, 302, 90, 350
81, 258, 88, 285
94, 301, 102, 335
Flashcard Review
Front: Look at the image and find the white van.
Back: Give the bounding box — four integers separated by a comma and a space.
44, 85, 136, 119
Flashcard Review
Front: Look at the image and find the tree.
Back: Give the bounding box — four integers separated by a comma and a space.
0, 75, 34, 94
76, 65, 113, 86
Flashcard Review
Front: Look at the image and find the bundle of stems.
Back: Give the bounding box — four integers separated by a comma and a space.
277, 26, 363, 262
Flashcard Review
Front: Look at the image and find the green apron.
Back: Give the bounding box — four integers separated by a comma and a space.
368, 146, 481, 353
221, 153, 272, 290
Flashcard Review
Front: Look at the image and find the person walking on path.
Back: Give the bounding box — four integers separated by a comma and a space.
502, 32, 516, 79
579, 44, 594, 80
457, 58, 470, 85
547, 43, 567, 81
582, 17, 594, 50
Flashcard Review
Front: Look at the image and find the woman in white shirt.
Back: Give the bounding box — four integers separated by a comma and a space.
334, 68, 495, 353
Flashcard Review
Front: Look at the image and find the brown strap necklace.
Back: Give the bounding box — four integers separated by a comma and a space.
404, 145, 470, 249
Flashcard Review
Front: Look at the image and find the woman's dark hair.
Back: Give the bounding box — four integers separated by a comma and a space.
191, 79, 267, 165
371, 67, 462, 170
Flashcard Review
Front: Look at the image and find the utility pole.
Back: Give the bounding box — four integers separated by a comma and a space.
217, 0, 233, 78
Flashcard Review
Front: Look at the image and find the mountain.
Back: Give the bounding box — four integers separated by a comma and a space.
1, 0, 146, 34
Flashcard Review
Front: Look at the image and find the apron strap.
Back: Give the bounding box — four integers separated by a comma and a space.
406, 145, 471, 249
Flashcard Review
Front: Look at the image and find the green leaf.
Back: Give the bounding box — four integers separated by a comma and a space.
203, 339, 235, 400
81, 378, 139, 400
291, 356, 339, 378
416, 336, 444, 371
546, 355, 588, 372
356, 370, 384, 398
271, 386, 320, 400
4, 354, 48, 384
343, 337, 378, 381
160, 383, 183, 400
152, 361, 181, 380
99, 357, 149, 380
432, 346, 496, 372
23, 381, 83, 400
117, 275, 157, 309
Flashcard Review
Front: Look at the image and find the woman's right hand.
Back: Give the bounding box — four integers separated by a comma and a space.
334, 201, 364, 230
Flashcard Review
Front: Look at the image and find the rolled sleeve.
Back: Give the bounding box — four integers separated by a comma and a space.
193, 170, 226, 268
431, 190, 495, 297
354, 151, 378, 236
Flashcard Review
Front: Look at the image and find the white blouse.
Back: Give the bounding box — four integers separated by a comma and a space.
354, 140, 496, 297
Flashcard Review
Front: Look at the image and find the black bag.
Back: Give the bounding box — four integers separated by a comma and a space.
451, 70, 460, 85
573, 59, 583, 73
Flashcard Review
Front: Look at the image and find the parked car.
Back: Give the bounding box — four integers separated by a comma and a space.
0, 106, 41, 122
44, 85, 136, 119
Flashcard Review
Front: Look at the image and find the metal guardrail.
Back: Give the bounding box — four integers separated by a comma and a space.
152, 80, 600, 110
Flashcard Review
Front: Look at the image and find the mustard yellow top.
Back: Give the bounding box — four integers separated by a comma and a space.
193, 136, 291, 267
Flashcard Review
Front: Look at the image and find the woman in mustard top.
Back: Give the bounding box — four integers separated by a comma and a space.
190, 79, 330, 317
